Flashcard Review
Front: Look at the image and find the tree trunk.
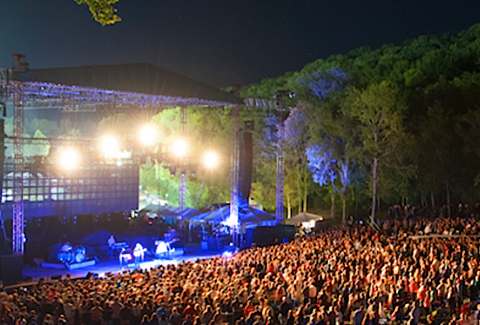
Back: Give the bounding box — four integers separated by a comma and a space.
354, 187, 358, 218
446, 180, 451, 217
303, 176, 307, 212
430, 191, 435, 209
371, 157, 378, 222
330, 191, 335, 219
342, 194, 347, 225
287, 194, 291, 219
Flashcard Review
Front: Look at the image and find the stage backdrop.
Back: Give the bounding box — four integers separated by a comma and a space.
1, 160, 139, 219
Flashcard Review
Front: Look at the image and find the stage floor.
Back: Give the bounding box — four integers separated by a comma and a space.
22, 249, 220, 283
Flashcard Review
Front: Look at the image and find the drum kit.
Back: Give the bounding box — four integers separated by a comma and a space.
57, 246, 86, 264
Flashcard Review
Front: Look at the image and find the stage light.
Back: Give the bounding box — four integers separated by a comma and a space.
222, 215, 239, 228
100, 135, 120, 157
59, 148, 80, 170
139, 124, 157, 146
222, 251, 233, 258
203, 151, 219, 169
172, 139, 188, 157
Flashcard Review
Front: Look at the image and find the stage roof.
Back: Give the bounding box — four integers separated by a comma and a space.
10, 63, 239, 107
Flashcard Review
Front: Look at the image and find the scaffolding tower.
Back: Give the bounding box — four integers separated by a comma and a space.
179, 106, 187, 220
12, 81, 24, 255
276, 109, 285, 221
229, 106, 240, 228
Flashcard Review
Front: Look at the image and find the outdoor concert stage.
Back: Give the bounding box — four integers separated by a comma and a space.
21, 248, 219, 283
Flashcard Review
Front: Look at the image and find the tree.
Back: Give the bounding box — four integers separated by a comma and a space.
25, 130, 51, 157
306, 140, 355, 223
297, 67, 349, 102
252, 116, 279, 212
74, 0, 121, 26
27, 119, 59, 138
298, 67, 357, 222
343, 81, 407, 221
283, 108, 312, 216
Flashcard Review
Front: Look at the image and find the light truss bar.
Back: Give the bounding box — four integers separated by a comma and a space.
243, 97, 283, 110
1, 81, 236, 110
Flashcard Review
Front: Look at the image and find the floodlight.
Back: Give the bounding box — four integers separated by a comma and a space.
59, 148, 80, 170
101, 135, 120, 157
172, 139, 188, 157
139, 124, 157, 146
203, 151, 219, 169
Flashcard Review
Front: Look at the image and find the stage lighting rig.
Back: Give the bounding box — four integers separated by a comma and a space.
100, 135, 120, 158
59, 148, 80, 170
138, 124, 158, 146
203, 151, 219, 169
172, 139, 188, 158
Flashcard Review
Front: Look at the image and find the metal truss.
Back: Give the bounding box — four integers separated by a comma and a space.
179, 172, 187, 219
2, 81, 238, 110
276, 110, 285, 221
230, 106, 240, 228
12, 81, 24, 254
179, 106, 187, 220
0, 77, 286, 250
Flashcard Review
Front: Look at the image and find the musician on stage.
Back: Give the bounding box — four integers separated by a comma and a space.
108, 235, 116, 257
133, 243, 146, 268
57, 241, 74, 263
60, 242, 73, 253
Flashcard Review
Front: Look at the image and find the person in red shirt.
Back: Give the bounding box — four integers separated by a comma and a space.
244, 301, 255, 319
183, 303, 197, 320
266, 264, 275, 274
417, 284, 427, 303
409, 278, 419, 301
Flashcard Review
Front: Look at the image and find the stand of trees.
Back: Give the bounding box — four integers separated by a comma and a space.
11, 23, 480, 221
241, 23, 480, 220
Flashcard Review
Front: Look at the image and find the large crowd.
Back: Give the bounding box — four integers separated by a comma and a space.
2, 213, 480, 325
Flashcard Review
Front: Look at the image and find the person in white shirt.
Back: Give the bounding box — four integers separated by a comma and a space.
133, 243, 146, 267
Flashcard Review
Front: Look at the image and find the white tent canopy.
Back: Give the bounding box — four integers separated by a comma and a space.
286, 212, 323, 225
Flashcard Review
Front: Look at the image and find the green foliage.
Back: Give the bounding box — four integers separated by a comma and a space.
27, 119, 58, 138
25, 130, 51, 157
74, 0, 121, 26
135, 108, 232, 209
59, 128, 82, 140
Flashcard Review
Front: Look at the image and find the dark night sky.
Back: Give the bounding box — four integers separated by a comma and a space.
1, 0, 480, 88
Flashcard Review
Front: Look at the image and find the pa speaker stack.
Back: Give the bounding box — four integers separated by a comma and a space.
0, 255, 23, 285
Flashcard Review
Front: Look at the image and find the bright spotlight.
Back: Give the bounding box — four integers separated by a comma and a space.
101, 135, 119, 157
139, 124, 157, 146
204, 152, 219, 169
59, 148, 80, 170
172, 139, 188, 157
